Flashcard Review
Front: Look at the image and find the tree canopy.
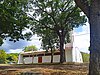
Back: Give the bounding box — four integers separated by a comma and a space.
0, 0, 31, 44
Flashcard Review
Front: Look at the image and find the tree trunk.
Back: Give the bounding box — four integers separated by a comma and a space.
59, 36, 66, 63
89, 1, 100, 75
22, 56, 25, 64
51, 47, 53, 63
32, 55, 34, 64
74, 0, 100, 74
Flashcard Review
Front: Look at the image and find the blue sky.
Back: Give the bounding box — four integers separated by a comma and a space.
74, 26, 83, 32
0, 23, 90, 53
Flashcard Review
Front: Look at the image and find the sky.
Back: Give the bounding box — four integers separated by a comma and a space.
0, 23, 90, 53
0, 35, 41, 53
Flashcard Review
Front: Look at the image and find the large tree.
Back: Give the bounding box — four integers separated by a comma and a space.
0, 0, 30, 44
74, 0, 100, 75
29, 0, 86, 63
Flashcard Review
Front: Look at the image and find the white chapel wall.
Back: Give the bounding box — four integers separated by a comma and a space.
18, 54, 23, 64
33, 57, 38, 63
53, 55, 60, 62
42, 56, 51, 63
65, 49, 72, 62
72, 47, 83, 63
24, 57, 32, 64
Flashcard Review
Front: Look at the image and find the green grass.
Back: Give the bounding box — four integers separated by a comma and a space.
81, 52, 90, 62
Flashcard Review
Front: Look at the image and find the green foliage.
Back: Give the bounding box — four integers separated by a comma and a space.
88, 46, 90, 51
81, 52, 90, 62
0, 37, 3, 46
6, 53, 18, 63
0, 50, 7, 64
0, 0, 31, 44
24, 45, 38, 52
0, 50, 18, 64
29, 0, 86, 30
41, 30, 58, 50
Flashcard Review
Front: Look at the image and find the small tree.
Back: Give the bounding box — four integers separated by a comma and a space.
24, 45, 38, 64
41, 30, 58, 63
24, 45, 38, 52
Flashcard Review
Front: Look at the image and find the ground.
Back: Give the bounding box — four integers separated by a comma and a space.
0, 63, 88, 75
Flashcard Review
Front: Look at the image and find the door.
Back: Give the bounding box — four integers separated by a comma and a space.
38, 57, 42, 63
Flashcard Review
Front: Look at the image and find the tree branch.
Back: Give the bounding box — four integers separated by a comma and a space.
36, 1, 58, 27
62, 0, 72, 12
74, 0, 90, 18
64, 6, 78, 25
43, 24, 54, 30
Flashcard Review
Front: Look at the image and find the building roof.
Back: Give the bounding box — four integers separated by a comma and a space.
20, 43, 73, 55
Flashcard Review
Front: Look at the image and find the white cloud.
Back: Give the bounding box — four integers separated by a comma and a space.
74, 22, 90, 53
7, 49, 23, 53
0, 35, 41, 53
26, 34, 41, 49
